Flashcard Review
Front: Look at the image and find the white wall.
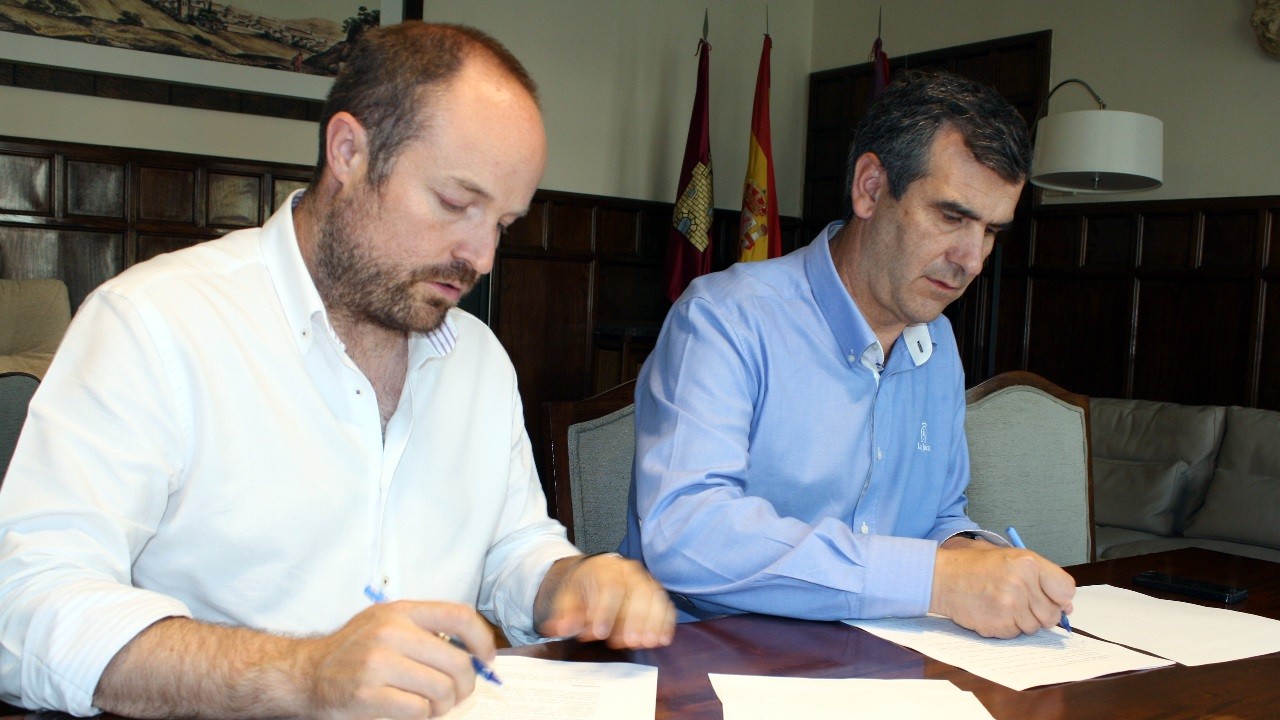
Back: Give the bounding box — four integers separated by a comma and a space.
3, 1, 814, 215
811, 0, 1280, 203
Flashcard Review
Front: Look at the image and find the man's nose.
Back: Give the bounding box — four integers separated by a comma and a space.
452, 228, 498, 276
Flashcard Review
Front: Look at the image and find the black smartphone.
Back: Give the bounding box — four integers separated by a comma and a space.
1132, 570, 1248, 604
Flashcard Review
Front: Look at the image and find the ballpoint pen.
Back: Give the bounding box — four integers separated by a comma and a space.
363, 584, 504, 685
1004, 527, 1072, 635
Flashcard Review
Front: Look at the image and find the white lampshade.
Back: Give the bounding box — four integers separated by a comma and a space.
1030, 109, 1163, 193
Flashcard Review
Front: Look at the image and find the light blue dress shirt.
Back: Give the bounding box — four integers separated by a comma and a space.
619, 221, 988, 621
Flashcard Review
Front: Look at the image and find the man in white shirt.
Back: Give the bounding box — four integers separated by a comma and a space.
0, 22, 673, 720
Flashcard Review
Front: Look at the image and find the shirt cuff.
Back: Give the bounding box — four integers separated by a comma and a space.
21, 583, 191, 716
855, 534, 938, 619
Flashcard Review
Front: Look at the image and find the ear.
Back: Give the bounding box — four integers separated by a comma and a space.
323, 111, 369, 188
850, 152, 888, 221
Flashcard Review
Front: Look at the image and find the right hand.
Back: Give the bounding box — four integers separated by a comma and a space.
929, 543, 1075, 639
298, 600, 496, 719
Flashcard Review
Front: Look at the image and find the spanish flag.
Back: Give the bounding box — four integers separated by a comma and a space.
738, 34, 780, 263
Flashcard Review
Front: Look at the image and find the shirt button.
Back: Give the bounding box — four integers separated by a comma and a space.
876, 447, 883, 461
382, 576, 390, 586
860, 522, 869, 534
847, 353, 856, 363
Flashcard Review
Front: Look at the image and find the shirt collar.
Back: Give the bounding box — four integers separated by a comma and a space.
261, 189, 459, 361
804, 220, 934, 371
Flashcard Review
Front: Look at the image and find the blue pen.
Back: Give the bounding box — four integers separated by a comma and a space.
1004, 527, 1072, 635
363, 585, 503, 685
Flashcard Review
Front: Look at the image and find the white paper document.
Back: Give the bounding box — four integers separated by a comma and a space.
448, 655, 657, 720
845, 615, 1172, 690
710, 673, 997, 720
1071, 584, 1280, 666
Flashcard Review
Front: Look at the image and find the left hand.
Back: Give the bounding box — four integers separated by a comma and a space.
533, 553, 676, 649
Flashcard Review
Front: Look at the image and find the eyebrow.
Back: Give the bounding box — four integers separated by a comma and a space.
935, 199, 1014, 233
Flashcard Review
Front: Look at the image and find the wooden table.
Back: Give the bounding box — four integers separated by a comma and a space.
2, 548, 1277, 719
507, 548, 1280, 719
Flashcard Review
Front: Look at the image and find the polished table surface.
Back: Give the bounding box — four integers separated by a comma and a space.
2, 548, 1277, 719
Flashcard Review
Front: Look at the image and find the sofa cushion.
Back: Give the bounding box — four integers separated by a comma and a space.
0, 279, 72, 379
1089, 398, 1225, 533
1216, 406, 1280, 475
1183, 468, 1280, 550
1092, 458, 1186, 536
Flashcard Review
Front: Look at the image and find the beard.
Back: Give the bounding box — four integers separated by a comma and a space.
311, 187, 480, 335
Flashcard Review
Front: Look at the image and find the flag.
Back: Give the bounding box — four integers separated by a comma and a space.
869, 35, 890, 102
738, 34, 780, 263
665, 37, 714, 302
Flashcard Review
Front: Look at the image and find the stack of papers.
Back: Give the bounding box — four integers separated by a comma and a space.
710, 674, 997, 720
1070, 584, 1280, 666
449, 656, 656, 720
846, 615, 1172, 690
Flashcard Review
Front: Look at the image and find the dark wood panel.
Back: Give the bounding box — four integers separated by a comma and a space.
0, 152, 52, 215
494, 256, 594, 443
138, 167, 195, 223
1140, 212, 1195, 270
66, 160, 125, 219
597, 208, 639, 256
1132, 279, 1253, 405
272, 178, 309, 212
1032, 216, 1080, 270
1025, 277, 1131, 398
993, 275, 1027, 373
137, 235, 206, 264
504, 200, 546, 249
1200, 210, 1256, 272
596, 263, 666, 327
1269, 209, 1279, 269
1084, 214, 1137, 269
638, 209, 668, 262
0, 226, 125, 310
547, 201, 594, 253
1260, 281, 1280, 410
207, 173, 262, 228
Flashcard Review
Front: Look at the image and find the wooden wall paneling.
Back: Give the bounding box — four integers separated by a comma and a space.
547, 200, 595, 253
271, 177, 310, 213
504, 200, 547, 249
66, 160, 126, 219
1259, 279, 1280, 410
1025, 276, 1132, 399
1139, 212, 1196, 270
1084, 214, 1138, 269
1131, 279, 1254, 406
0, 151, 52, 216
598, 207, 640, 256
0, 226, 125, 310
207, 173, 262, 228
1200, 211, 1257, 272
138, 165, 197, 224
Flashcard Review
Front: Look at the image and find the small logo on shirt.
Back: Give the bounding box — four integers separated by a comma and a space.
916, 421, 931, 452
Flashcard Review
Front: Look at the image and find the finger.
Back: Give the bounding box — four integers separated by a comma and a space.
621, 579, 675, 648
403, 601, 497, 662
375, 652, 465, 719
582, 578, 627, 642
542, 582, 588, 639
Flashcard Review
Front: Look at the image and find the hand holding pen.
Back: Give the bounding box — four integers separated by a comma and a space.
1006, 526, 1072, 634
365, 584, 504, 686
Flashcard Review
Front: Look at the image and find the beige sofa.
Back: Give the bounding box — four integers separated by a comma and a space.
1090, 398, 1280, 563
0, 279, 71, 380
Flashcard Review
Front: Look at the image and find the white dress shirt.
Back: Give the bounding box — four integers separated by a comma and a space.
0, 193, 578, 715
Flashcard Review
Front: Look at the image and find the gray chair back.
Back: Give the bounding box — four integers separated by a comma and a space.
565, 404, 636, 555
544, 380, 637, 555
1, 372, 39, 485
965, 371, 1094, 565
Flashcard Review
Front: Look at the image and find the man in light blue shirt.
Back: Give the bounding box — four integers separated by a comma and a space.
620, 70, 1076, 639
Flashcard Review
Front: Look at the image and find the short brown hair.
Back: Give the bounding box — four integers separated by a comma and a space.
844, 69, 1030, 214
311, 22, 538, 187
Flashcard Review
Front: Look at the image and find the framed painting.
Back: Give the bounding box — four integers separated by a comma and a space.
0, 1, 424, 120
